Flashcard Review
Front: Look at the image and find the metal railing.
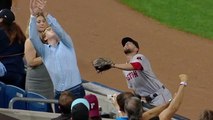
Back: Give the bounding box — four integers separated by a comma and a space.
9, 97, 58, 109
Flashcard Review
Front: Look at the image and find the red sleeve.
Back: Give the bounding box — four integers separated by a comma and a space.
131, 62, 143, 70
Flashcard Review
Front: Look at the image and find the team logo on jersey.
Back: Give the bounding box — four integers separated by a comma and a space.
126, 71, 139, 81
137, 57, 142, 60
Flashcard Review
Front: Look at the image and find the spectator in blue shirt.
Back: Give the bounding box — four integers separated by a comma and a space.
25, 12, 54, 99
29, 0, 85, 101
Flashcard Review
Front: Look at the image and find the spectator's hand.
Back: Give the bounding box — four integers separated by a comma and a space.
30, 0, 41, 16
179, 74, 188, 83
108, 94, 120, 110
38, 0, 48, 16
30, 0, 47, 16
37, 0, 46, 10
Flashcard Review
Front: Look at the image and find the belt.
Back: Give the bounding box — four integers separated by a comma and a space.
145, 85, 165, 103
0, 53, 24, 59
65, 84, 82, 91
57, 84, 82, 92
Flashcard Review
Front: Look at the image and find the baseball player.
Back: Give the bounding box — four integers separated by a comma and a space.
111, 37, 172, 106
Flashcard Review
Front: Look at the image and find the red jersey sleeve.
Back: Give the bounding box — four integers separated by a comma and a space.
131, 62, 143, 70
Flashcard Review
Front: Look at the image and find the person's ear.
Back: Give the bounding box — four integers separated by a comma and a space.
44, 36, 48, 42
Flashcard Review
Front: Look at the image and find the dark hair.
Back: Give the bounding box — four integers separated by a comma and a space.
199, 110, 213, 120
0, 22, 26, 45
124, 97, 143, 120
0, 0, 12, 10
71, 103, 89, 120
116, 92, 135, 112
116, 92, 141, 112
58, 91, 75, 114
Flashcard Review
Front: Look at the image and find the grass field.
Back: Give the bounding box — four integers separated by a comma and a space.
119, 0, 213, 40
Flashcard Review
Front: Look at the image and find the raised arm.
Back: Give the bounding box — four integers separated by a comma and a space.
29, 0, 45, 56
158, 74, 188, 119
45, 13, 73, 48
142, 102, 169, 120
38, 0, 73, 47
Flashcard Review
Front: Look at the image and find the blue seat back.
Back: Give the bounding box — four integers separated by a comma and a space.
0, 82, 6, 108
5, 85, 26, 109
26, 91, 50, 112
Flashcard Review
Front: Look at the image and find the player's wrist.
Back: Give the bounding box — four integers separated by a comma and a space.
111, 63, 115, 68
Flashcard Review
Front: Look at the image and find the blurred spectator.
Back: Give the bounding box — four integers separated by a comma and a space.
0, 9, 26, 89
109, 92, 143, 120
25, 12, 54, 99
29, 0, 85, 112
71, 98, 90, 120
124, 74, 188, 120
84, 94, 102, 120
199, 109, 213, 120
52, 91, 75, 120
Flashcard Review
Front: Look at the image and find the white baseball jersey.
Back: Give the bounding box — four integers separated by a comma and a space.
123, 54, 164, 96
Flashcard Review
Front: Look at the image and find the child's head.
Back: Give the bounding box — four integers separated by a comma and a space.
58, 91, 75, 114
41, 26, 59, 44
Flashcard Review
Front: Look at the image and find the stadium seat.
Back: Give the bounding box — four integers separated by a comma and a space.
0, 81, 6, 108
26, 91, 50, 112
5, 85, 26, 109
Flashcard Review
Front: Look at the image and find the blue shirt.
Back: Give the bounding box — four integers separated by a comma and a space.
29, 14, 82, 91
116, 116, 128, 120
0, 62, 6, 76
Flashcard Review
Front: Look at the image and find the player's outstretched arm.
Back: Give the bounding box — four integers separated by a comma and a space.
111, 63, 135, 71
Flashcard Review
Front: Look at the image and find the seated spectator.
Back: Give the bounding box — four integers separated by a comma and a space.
113, 92, 134, 119
124, 74, 188, 120
84, 94, 102, 120
199, 109, 213, 120
52, 91, 75, 120
71, 98, 90, 120
110, 92, 140, 120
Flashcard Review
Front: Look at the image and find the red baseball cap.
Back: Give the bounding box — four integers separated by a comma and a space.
84, 94, 100, 118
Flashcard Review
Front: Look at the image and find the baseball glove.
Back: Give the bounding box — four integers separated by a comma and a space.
92, 58, 113, 73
